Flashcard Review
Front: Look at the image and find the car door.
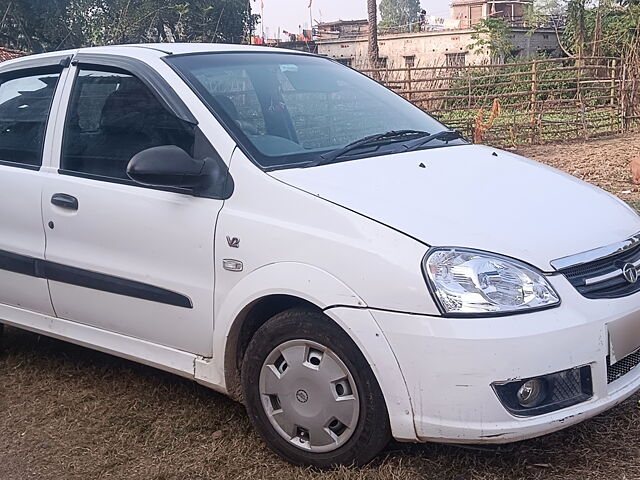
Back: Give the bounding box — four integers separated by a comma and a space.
41, 56, 225, 356
0, 59, 69, 317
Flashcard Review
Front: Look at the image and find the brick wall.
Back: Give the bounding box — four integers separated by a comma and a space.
0, 47, 25, 62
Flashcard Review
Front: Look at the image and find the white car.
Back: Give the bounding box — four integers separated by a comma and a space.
0, 44, 639, 467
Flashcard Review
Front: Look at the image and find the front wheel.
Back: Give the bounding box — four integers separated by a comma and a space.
241, 308, 390, 467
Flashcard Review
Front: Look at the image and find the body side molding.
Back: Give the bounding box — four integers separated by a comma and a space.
0, 249, 192, 309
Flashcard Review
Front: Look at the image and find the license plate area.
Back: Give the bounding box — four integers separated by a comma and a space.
608, 313, 640, 365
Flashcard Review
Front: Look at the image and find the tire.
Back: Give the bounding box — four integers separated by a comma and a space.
241, 308, 390, 468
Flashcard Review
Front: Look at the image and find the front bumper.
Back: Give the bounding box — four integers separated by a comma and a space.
371, 274, 640, 443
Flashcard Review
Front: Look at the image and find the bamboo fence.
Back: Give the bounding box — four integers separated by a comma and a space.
360, 56, 639, 147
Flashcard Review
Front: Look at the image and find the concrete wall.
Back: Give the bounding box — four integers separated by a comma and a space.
317, 28, 560, 69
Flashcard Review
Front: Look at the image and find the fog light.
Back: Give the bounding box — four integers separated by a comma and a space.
492, 365, 593, 417
516, 379, 547, 407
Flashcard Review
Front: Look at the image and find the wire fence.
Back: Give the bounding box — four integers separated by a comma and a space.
361, 56, 639, 148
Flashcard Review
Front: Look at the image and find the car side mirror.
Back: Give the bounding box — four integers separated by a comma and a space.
127, 145, 233, 199
127, 145, 204, 188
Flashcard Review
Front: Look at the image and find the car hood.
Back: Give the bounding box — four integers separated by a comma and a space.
269, 145, 640, 271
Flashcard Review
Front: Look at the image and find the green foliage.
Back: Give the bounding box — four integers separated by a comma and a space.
591, 4, 640, 57
444, 60, 582, 109
529, 0, 640, 59
565, 0, 640, 57
0, 0, 67, 52
468, 18, 516, 61
564, 0, 589, 55
522, 0, 566, 32
379, 0, 421, 27
435, 57, 622, 146
0, 0, 258, 52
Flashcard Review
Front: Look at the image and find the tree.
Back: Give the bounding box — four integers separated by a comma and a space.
522, 0, 573, 57
367, 0, 379, 66
468, 17, 516, 62
525, 0, 638, 59
177, 0, 257, 44
0, 0, 257, 52
560, 0, 640, 58
0, 0, 69, 52
379, 0, 421, 27
564, 0, 588, 56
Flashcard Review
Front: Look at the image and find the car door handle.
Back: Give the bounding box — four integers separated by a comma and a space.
51, 193, 78, 211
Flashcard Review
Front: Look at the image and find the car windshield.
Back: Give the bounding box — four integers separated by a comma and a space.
167, 52, 456, 170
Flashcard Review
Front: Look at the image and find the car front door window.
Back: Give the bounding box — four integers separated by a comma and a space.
60, 69, 195, 182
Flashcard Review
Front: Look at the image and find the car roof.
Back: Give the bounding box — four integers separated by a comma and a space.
129, 43, 309, 55
0, 43, 311, 69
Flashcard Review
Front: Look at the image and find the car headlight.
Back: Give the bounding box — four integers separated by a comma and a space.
423, 248, 560, 316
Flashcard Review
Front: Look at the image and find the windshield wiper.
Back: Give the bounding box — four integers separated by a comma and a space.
307, 129, 430, 167
403, 130, 465, 152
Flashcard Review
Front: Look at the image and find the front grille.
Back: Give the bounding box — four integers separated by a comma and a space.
607, 349, 640, 384
559, 243, 640, 299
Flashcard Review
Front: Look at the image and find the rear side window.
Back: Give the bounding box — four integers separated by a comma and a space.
61, 68, 195, 182
0, 70, 61, 168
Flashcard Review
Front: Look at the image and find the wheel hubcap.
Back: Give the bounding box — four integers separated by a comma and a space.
259, 339, 360, 453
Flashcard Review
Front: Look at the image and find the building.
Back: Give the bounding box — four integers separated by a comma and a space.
451, 0, 531, 28
275, 40, 318, 54
316, 19, 369, 41
0, 47, 24, 62
315, 0, 561, 69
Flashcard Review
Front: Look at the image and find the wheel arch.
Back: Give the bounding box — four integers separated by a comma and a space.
223, 294, 320, 400
211, 263, 418, 441
215, 262, 366, 400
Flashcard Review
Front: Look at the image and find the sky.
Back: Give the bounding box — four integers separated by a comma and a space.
256, 0, 452, 39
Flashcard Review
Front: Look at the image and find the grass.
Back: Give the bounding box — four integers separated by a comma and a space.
1, 327, 639, 480
432, 108, 622, 147
2, 133, 640, 479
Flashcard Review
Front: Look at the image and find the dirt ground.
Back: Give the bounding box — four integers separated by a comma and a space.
1, 134, 640, 480
515, 132, 640, 211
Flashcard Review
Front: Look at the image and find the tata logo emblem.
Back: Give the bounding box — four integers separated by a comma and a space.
622, 263, 639, 284
295, 389, 309, 403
